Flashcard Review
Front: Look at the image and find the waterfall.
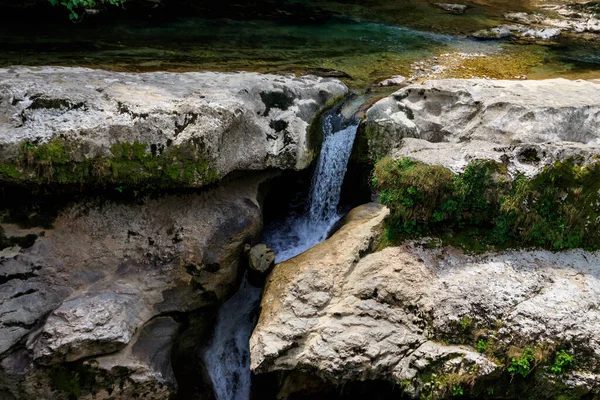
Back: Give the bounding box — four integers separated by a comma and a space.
266, 112, 359, 263
203, 108, 358, 400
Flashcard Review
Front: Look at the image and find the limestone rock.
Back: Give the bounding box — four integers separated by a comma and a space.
362, 78, 600, 175
247, 244, 276, 287
251, 203, 390, 373
471, 25, 518, 39
472, 24, 561, 40
504, 9, 600, 36
375, 75, 407, 87
250, 204, 600, 398
0, 67, 347, 187
433, 3, 467, 14
0, 173, 267, 399
32, 292, 145, 365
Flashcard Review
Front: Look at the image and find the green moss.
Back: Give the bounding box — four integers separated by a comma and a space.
0, 164, 21, 179
0, 138, 219, 192
373, 156, 600, 251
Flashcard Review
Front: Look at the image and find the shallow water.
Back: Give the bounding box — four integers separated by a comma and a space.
2, 1, 600, 88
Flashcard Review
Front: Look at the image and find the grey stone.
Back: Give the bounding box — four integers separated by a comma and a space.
472, 24, 560, 40
433, 3, 468, 14
0, 173, 268, 398
375, 75, 407, 87
251, 204, 600, 397
0, 67, 348, 186
32, 292, 144, 365
363, 78, 600, 175
247, 244, 276, 287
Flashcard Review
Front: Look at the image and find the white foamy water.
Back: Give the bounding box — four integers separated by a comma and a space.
266, 114, 358, 263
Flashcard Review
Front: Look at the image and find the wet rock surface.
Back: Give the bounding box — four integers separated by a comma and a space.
247, 244, 276, 287
250, 203, 600, 399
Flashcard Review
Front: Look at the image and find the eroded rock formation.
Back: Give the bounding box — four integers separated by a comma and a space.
0, 67, 347, 188
361, 78, 600, 175
0, 69, 347, 399
250, 203, 600, 399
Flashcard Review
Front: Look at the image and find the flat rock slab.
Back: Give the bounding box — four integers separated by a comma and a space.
0, 67, 347, 186
364, 78, 600, 175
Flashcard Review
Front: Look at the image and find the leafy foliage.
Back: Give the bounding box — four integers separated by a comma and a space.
47, 0, 126, 20
373, 157, 600, 251
508, 348, 536, 377
550, 350, 574, 375
452, 384, 464, 396
476, 339, 488, 353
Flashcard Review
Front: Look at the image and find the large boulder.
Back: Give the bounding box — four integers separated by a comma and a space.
0, 67, 347, 187
361, 78, 600, 175
250, 203, 600, 399
0, 172, 268, 399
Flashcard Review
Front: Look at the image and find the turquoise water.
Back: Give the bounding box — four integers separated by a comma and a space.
1, 2, 600, 87
0, 16, 495, 86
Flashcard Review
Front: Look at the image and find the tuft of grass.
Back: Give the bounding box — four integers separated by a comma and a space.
477, 339, 488, 354
459, 316, 473, 330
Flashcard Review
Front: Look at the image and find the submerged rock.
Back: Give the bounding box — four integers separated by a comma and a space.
250, 203, 600, 399
362, 78, 600, 175
0, 67, 347, 188
433, 3, 468, 14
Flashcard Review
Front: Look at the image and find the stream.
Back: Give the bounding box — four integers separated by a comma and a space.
203, 106, 359, 400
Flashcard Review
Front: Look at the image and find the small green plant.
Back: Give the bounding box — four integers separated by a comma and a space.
508, 348, 536, 377
459, 316, 473, 330
477, 339, 488, 353
452, 384, 464, 396
550, 350, 574, 375
114, 186, 124, 193
48, 0, 126, 20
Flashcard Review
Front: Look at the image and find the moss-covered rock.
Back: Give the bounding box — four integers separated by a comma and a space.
0, 67, 348, 190
373, 156, 600, 251
0, 138, 219, 191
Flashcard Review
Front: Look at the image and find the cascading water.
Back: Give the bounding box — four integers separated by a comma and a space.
203, 277, 261, 400
265, 112, 359, 262
203, 107, 358, 400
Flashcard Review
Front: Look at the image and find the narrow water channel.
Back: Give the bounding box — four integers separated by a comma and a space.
202, 105, 359, 400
